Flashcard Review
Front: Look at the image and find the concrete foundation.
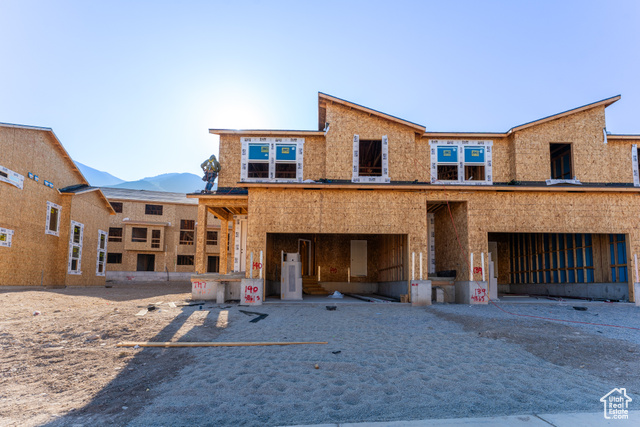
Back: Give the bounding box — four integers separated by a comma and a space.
107, 271, 192, 282
240, 278, 264, 306
410, 280, 432, 306
432, 287, 445, 303
455, 281, 488, 304
191, 273, 243, 302
378, 281, 408, 299
506, 282, 629, 301
635, 283, 640, 306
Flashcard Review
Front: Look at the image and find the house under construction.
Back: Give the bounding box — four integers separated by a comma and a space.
190, 93, 639, 303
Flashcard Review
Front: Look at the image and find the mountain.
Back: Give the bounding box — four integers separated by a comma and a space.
75, 161, 206, 193
75, 161, 125, 187
110, 173, 205, 193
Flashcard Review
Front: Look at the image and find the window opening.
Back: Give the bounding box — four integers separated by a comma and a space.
0, 227, 14, 248
151, 230, 161, 248
430, 140, 493, 185
68, 221, 84, 274
108, 227, 122, 242
180, 220, 195, 245
145, 204, 163, 215
110, 202, 123, 213
177, 255, 195, 266
132, 227, 147, 243
45, 202, 62, 236
96, 230, 108, 276
550, 143, 572, 179
248, 143, 270, 178
206, 230, 218, 246
0, 165, 24, 189
107, 253, 122, 264
352, 135, 389, 183
358, 140, 382, 176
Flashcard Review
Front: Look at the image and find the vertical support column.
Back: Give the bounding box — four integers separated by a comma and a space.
195, 203, 208, 274
220, 217, 229, 274
231, 219, 236, 272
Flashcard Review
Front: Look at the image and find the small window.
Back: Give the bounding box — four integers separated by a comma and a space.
151, 229, 161, 249
145, 204, 163, 215
107, 253, 122, 264
436, 146, 458, 181
45, 202, 62, 236
68, 221, 84, 274
206, 230, 218, 246
550, 143, 572, 179
241, 137, 304, 182
110, 202, 123, 213
180, 220, 195, 245
0, 228, 14, 248
132, 227, 147, 243
177, 255, 194, 266
108, 227, 123, 242
463, 147, 486, 181
96, 230, 108, 275
358, 140, 382, 177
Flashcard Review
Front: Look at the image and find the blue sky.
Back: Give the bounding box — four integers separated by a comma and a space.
1, 0, 638, 181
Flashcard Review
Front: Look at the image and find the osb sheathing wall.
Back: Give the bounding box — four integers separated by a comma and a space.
105, 200, 223, 273
217, 134, 327, 188
325, 102, 421, 181
435, 190, 639, 298
511, 106, 636, 183
0, 127, 110, 286
246, 188, 428, 275
65, 191, 111, 286
433, 202, 469, 281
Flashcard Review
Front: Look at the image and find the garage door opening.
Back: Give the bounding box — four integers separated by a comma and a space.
488, 232, 631, 300
265, 233, 408, 301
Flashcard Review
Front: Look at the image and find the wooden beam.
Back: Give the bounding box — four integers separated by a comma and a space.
210, 207, 232, 221
202, 199, 249, 208
117, 341, 328, 348
220, 218, 229, 274
195, 204, 208, 274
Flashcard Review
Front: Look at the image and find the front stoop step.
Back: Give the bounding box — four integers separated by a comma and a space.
302, 277, 329, 295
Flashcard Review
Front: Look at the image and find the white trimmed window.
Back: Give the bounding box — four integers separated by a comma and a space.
68, 221, 84, 275
0, 227, 14, 247
429, 140, 493, 185
352, 134, 389, 183
632, 144, 639, 187
0, 165, 24, 189
240, 137, 304, 182
45, 202, 62, 236
96, 230, 108, 276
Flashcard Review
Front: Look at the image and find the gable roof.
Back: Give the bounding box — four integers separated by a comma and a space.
318, 92, 426, 132
1, 122, 115, 214
423, 95, 621, 138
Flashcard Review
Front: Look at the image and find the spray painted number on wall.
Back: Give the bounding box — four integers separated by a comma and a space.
471, 288, 486, 302
252, 262, 263, 270
244, 285, 261, 303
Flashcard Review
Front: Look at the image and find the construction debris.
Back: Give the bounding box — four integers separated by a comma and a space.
116, 341, 328, 348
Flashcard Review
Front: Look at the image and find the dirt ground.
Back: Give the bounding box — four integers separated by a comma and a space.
0, 281, 209, 427
1, 282, 638, 426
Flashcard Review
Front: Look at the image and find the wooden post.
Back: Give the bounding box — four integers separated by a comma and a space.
195, 203, 208, 274
250, 252, 254, 279
318, 265, 321, 282
231, 219, 236, 272
635, 254, 638, 283
219, 217, 229, 274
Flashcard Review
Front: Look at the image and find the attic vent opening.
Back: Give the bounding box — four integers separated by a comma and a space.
358, 140, 382, 177
550, 143, 572, 179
